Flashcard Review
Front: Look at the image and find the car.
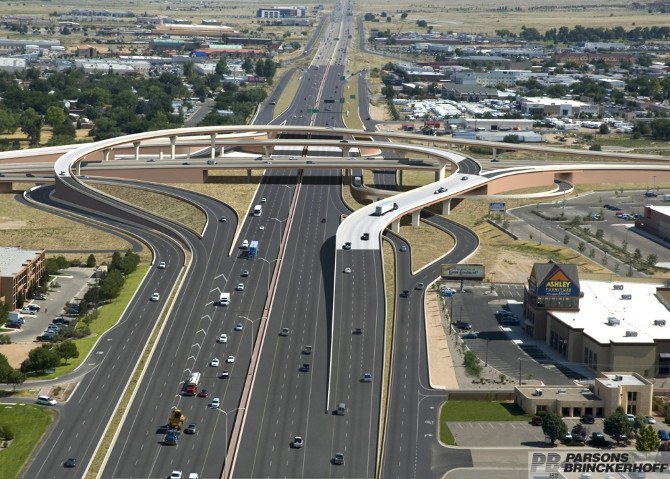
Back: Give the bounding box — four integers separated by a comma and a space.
26, 173, 35, 177
255, 156, 264, 161
434, 187, 447, 194
64, 458, 77, 468
348, 156, 356, 161
563, 432, 573, 442
590, 432, 606, 445
353, 328, 363, 335
299, 363, 310, 372
626, 413, 635, 422
158, 261, 166, 269
241, 270, 249, 277
321, 217, 326, 223
659, 429, 670, 441
646, 415, 656, 424
241, 239, 249, 249
280, 327, 290, 336
34, 293, 46, 300
151, 292, 160, 301
343, 242, 351, 250
170, 472, 183, 479
399, 245, 407, 252
531, 416, 543, 426
461, 176, 468, 180
343, 267, 351, 273
235, 323, 243, 331
27, 303, 40, 311
259, 225, 265, 230
226, 355, 235, 363
220, 370, 229, 379
499, 317, 520, 326
453, 321, 472, 330
260, 197, 267, 203
306, 160, 315, 164
264, 160, 273, 164
19, 306, 33, 314
441, 287, 456, 294
37, 395, 57, 406
197, 389, 208, 398
182, 162, 190, 165
645, 191, 658, 197
333, 453, 345, 465
270, 100, 276, 105
147, 158, 156, 162
415, 283, 425, 290
340, 139, 348, 143
400, 289, 410, 298
491, 158, 499, 162
218, 334, 228, 343
581, 414, 595, 424
361, 233, 369, 241
362, 373, 372, 383
292, 436, 304, 448
289, 156, 297, 160
210, 358, 220, 367
303, 345, 313, 355
219, 216, 227, 222
184, 423, 197, 434
210, 398, 220, 408
236, 283, 244, 291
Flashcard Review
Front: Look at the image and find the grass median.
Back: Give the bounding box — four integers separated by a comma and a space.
0, 404, 53, 477
439, 400, 534, 445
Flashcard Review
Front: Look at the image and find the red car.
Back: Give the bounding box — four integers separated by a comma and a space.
197, 389, 208, 398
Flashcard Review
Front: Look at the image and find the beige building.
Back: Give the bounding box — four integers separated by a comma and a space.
0, 247, 45, 309
515, 372, 652, 418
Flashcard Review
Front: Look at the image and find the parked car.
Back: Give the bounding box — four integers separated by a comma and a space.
659, 429, 670, 441
453, 321, 472, 330
646, 415, 656, 424
581, 414, 595, 424
590, 432, 607, 445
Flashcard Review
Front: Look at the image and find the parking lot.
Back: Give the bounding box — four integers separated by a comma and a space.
0, 268, 95, 366
511, 189, 670, 269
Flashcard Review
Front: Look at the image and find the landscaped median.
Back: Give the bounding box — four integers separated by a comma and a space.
439, 400, 534, 445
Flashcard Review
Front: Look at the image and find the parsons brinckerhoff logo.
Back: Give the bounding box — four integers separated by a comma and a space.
529, 452, 670, 478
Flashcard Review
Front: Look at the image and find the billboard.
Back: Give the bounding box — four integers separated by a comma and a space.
489, 202, 506, 212
441, 264, 485, 280
538, 269, 579, 297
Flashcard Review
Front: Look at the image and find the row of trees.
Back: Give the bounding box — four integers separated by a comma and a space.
82, 251, 140, 310
515, 25, 670, 43
540, 407, 661, 451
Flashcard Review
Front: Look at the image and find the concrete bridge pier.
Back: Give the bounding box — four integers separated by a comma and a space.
442, 198, 451, 215
398, 170, 403, 187
411, 210, 420, 226
263, 146, 271, 157
133, 142, 140, 161
247, 169, 252, 180
435, 165, 446, 181
159, 151, 164, 161
103, 148, 111, 162
219, 146, 225, 157
341, 146, 350, 158
76, 163, 81, 176
390, 220, 400, 234
492, 147, 497, 162
210, 134, 217, 160
170, 136, 176, 159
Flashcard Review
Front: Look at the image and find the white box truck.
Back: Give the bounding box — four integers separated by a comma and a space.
219, 292, 230, 306
375, 201, 398, 216
253, 205, 262, 216
8, 312, 25, 324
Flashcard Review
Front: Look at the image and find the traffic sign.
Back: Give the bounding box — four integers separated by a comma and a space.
308, 108, 319, 113
340, 98, 345, 104
350, 94, 356, 99
489, 202, 506, 212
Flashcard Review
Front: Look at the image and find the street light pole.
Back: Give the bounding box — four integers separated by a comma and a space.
238, 315, 262, 354
217, 407, 246, 478
485, 339, 490, 367
519, 358, 522, 385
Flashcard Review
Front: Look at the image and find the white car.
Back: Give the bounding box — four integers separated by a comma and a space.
210, 358, 220, 367
241, 239, 249, 249
210, 398, 220, 408
226, 355, 235, 363
150, 292, 160, 301
236, 283, 244, 291
157, 261, 166, 269
260, 197, 267, 203
646, 415, 656, 424
259, 225, 265, 230
218, 334, 228, 344
343, 267, 351, 273
234, 323, 243, 331
170, 472, 183, 479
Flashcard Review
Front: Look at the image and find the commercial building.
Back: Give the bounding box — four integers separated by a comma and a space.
256, 6, 306, 18
518, 96, 600, 117
515, 372, 653, 418
638, 205, 670, 243
452, 69, 548, 88
0, 247, 45, 309
523, 261, 670, 378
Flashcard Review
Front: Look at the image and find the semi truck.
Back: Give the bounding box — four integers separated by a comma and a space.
249, 240, 258, 258
167, 407, 185, 430
375, 201, 398, 216
183, 372, 201, 395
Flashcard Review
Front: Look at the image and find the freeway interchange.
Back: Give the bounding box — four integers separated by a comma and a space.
11, 2, 670, 479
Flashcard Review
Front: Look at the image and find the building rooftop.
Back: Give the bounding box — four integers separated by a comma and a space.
598, 373, 648, 388
0, 247, 42, 277
516, 385, 600, 402
552, 280, 670, 345
649, 205, 670, 217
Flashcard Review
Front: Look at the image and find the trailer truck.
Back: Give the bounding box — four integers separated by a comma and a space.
375, 201, 398, 216
183, 372, 201, 395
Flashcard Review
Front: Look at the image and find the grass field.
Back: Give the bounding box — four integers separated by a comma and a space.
439, 400, 533, 444
0, 404, 53, 477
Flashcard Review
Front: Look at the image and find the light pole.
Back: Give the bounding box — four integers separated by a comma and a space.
489, 272, 495, 292
237, 315, 263, 354
258, 257, 281, 292
216, 407, 246, 478
269, 217, 287, 239
485, 338, 490, 367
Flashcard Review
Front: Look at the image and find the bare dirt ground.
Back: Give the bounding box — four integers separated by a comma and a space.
0, 342, 35, 369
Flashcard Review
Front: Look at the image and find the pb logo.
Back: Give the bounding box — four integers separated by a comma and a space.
530, 452, 561, 473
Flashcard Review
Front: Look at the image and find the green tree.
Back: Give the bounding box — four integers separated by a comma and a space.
541, 412, 567, 444
0, 300, 9, 324
0, 108, 17, 134
563, 234, 570, 245
18, 107, 42, 146
5, 369, 25, 392
21, 345, 60, 373
578, 242, 585, 253
463, 350, 482, 377
55, 340, 79, 365
86, 254, 97, 268
633, 248, 642, 261
636, 424, 661, 451
603, 406, 632, 444
44, 105, 66, 127
646, 254, 658, 267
